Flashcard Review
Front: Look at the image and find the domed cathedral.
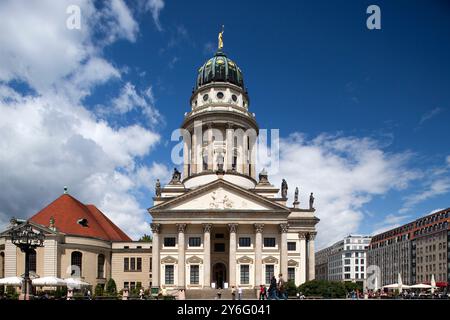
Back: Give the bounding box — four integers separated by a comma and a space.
149, 29, 319, 297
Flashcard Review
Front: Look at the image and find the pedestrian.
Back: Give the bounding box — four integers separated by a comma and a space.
269, 275, 278, 300
238, 286, 243, 300
67, 289, 73, 300
277, 274, 286, 300
139, 288, 145, 300
259, 285, 266, 300
231, 286, 236, 300
122, 288, 129, 300
217, 288, 222, 299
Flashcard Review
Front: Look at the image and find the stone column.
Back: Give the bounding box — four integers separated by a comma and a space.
298, 232, 307, 284
191, 132, 197, 174
226, 124, 233, 171
279, 224, 289, 280
150, 223, 161, 289
228, 223, 238, 287
207, 124, 213, 170
254, 224, 264, 287
307, 232, 316, 281
183, 133, 190, 178
203, 224, 212, 287
177, 223, 187, 288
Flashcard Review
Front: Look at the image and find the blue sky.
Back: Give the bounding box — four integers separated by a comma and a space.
0, 0, 449, 248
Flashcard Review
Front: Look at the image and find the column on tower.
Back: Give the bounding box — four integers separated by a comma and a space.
307, 232, 316, 281
298, 232, 307, 284
203, 224, 212, 287
150, 223, 161, 289
177, 223, 187, 288
183, 132, 190, 177
228, 223, 238, 287
254, 223, 264, 287
243, 133, 248, 175
207, 123, 213, 170
226, 124, 233, 171
279, 224, 289, 280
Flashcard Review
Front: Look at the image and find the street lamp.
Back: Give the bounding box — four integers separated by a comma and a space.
9, 222, 45, 300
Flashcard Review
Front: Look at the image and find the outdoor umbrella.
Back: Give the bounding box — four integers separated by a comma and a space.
431, 274, 436, 294
32, 276, 67, 287
410, 283, 432, 289
398, 273, 403, 293
374, 275, 379, 292
65, 278, 90, 289
0, 276, 23, 286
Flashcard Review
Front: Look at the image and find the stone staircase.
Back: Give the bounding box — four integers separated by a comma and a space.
185, 288, 257, 300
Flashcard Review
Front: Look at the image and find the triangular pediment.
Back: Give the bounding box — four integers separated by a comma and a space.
150, 179, 289, 212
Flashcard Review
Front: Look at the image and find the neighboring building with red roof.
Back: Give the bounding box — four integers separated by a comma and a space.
0, 191, 152, 292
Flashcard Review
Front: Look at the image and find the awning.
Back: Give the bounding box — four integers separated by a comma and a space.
32, 276, 67, 287
0, 276, 23, 286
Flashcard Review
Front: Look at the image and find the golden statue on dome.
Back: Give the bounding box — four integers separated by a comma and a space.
218, 25, 224, 50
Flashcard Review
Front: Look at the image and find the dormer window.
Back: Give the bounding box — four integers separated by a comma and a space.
77, 218, 88, 227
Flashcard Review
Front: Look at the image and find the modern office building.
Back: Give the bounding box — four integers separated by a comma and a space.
368, 208, 450, 287
315, 235, 371, 283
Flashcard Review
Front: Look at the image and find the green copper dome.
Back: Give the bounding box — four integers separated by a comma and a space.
195, 50, 245, 90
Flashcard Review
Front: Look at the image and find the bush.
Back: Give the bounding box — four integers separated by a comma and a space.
286, 280, 298, 297
94, 284, 104, 297
104, 278, 117, 296
298, 280, 346, 299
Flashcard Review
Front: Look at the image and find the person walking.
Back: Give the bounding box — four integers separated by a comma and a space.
277, 274, 286, 300
231, 286, 236, 300
139, 288, 145, 300
259, 285, 267, 300
238, 286, 243, 300
269, 275, 278, 300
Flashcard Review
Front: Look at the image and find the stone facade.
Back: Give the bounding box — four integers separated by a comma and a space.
149, 47, 319, 290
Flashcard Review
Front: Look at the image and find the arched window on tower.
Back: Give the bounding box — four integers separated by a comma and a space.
203, 152, 208, 171
97, 254, 105, 279
71, 251, 82, 277
28, 249, 36, 273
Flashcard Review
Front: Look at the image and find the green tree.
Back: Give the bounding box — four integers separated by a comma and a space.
105, 278, 117, 296
138, 234, 152, 242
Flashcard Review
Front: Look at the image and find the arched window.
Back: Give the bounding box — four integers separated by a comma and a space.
71, 251, 82, 277
0, 252, 5, 277
28, 249, 36, 273
97, 254, 105, 279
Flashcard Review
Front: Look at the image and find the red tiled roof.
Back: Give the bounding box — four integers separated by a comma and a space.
30, 194, 131, 242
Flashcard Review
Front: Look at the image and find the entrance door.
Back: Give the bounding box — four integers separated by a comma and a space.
212, 263, 227, 289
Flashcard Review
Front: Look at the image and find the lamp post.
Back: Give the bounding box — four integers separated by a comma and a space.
9, 222, 45, 300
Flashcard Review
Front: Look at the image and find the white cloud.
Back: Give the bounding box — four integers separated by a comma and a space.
447, 155, 450, 166
258, 133, 419, 248
144, 0, 165, 31
0, 0, 164, 239
419, 107, 443, 125
110, 82, 162, 126
400, 178, 450, 213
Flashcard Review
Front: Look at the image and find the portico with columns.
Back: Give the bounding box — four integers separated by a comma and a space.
148, 35, 319, 291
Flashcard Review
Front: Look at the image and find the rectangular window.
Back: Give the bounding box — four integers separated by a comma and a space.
130, 258, 136, 271
344, 259, 351, 265
344, 266, 350, 272
190, 265, 200, 285
130, 282, 136, 290
165, 265, 174, 285
150, 257, 152, 272
239, 237, 251, 247
124, 258, 129, 271
124, 281, 129, 289
214, 243, 226, 252
164, 237, 176, 247
264, 237, 276, 247
240, 265, 250, 284
137, 257, 142, 271
265, 265, 274, 284
288, 242, 296, 251
189, 237, 201, 247
344, 273, 351, 279
288, 267, 295, 282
